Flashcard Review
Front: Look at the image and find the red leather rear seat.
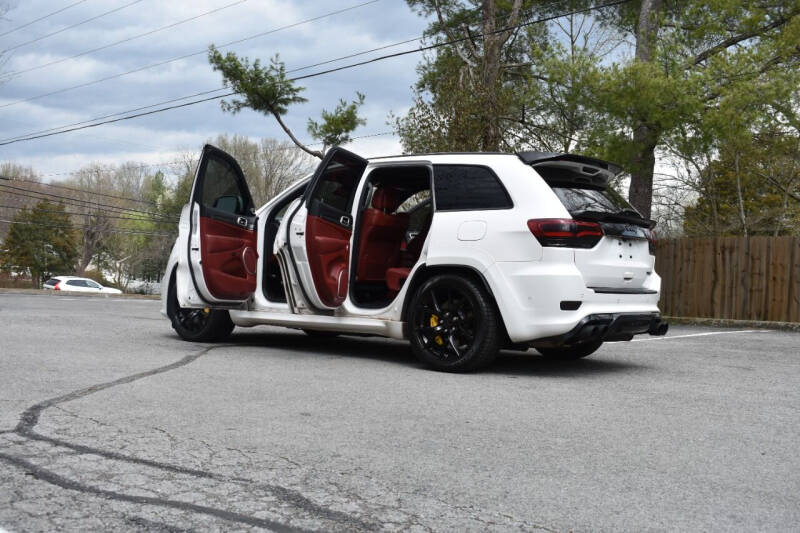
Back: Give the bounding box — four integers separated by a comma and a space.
356, 188, 409, 282
385, 211, 433, 293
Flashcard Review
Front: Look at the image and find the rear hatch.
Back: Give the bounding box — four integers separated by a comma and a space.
519, 152, 655, 293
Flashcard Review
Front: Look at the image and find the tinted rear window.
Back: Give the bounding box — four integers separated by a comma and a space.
433, 165, 512, 211
551, 186, 636, 215
44, 278, 60, 286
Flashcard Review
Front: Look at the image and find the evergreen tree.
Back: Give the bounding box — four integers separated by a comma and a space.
0, 201, 79, 287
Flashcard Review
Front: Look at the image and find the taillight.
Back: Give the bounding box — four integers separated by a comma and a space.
53, 283, 60, 290
527, 218, 603, 249
646, 229, 656, 255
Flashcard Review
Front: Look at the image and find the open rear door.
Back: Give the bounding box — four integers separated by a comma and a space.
284, 147, 366, 310
183, 144, 258, 307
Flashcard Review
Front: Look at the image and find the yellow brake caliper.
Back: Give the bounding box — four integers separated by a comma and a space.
430, 314, 444, 345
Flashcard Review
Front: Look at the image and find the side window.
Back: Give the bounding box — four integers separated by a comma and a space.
66, 280, 86, 287
433, 165, 512, 211
201, 156, 247, 215
86, 280, 102, 289
397, 190, 431, 214
314, 166, 359, 213
309, 151, 366, 216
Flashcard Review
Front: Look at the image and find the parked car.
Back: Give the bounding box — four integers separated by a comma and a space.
44, 276, 123, 294
161, 145, 667, 372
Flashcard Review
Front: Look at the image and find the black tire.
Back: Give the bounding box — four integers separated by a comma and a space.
408, 274, 499, 372
302, 329, 340, 338
167, 278, 234, 342
536, 339, 603, 360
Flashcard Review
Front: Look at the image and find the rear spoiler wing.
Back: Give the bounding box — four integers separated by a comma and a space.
517, 151, 622, 188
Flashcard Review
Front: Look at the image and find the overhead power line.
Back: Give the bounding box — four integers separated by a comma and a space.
1, 0, 249, 80
0, 88, 228, 142
0, 182, 177, 221
0, 0, 553, 142
0, 187, 176, 223
0, 203, 174, 225
0, 175, 158, 206
0, 187, 173, 222
1, 0, 145, 53
0, 0, 628, 146
0, 185, 176, 224
15, 130, 394, 183
0, 0, 90, 38
0, 218, 172, 236
0, 0, 381, 110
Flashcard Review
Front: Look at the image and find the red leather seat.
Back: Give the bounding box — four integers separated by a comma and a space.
386, 211, 434, 294
402, 212, 432, 267
356, 188, 409, 282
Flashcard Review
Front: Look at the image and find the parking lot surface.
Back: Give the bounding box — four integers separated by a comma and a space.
0, 293, 798, 532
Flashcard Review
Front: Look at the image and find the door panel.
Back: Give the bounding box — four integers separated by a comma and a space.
288, 147, 366, 310
306, 215, 351, 307
184, 144, 258, 306
199, 217, 258, 300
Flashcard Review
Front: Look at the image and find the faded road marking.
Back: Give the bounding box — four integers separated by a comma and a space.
632, 330, 771, 342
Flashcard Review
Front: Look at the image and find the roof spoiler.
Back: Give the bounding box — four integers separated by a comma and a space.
517, 152, 623, 187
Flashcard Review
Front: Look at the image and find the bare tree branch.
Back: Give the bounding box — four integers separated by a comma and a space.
433, 0, 476, 68
692, 11, 797, 65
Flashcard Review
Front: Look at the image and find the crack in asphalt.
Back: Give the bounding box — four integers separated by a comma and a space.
15, 346, 216, 433
1, 344, 379, 532
0, 452, 303, 532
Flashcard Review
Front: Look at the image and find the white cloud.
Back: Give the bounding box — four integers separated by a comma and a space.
0, 0, 432, 173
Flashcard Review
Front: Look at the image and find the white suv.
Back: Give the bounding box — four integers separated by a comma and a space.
161, 145, 667, 371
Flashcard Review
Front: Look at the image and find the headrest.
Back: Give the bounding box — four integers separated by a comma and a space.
371, 188, 402, 212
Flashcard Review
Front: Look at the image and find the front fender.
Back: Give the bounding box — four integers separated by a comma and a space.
160, 240, 180, 317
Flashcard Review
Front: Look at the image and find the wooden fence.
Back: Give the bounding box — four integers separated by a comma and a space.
655, 236, 800, 323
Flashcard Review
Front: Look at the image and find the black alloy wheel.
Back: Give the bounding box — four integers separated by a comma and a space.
167, 278, 235, 342
408, 274, 499, 372
415, 284, 476, 360
174, 307, 212, 333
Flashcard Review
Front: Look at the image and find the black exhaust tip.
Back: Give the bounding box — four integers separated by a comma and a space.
648, 321, 669, 336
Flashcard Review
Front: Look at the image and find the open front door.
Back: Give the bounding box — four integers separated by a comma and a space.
285, 147, 366, 310
183, 144, 258, 307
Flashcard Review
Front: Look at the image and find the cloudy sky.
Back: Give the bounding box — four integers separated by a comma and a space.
0, 0, 433, 179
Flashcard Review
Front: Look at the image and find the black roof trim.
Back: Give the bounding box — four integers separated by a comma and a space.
516, 151, 623, 176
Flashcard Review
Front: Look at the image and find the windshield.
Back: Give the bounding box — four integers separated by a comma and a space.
551, 186, 638, 216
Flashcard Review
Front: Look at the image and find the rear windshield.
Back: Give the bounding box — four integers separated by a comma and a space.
44, 278, 60, 286
551, 186, 637, 216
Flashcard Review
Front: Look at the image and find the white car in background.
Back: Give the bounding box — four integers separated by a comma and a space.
161, 145, 667, 372
43, 276, 123, 294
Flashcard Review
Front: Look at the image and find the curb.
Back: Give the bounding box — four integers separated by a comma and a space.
0, 288, 160, 300
664, 316, 800, 332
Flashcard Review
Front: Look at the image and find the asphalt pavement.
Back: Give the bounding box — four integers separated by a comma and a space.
0, 293, 798, 532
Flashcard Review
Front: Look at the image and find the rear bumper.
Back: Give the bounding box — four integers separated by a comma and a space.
529, 313, 668, 348
485, 256, 662, 343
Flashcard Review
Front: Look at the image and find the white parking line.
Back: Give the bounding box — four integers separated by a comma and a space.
632, 330, 771, 342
